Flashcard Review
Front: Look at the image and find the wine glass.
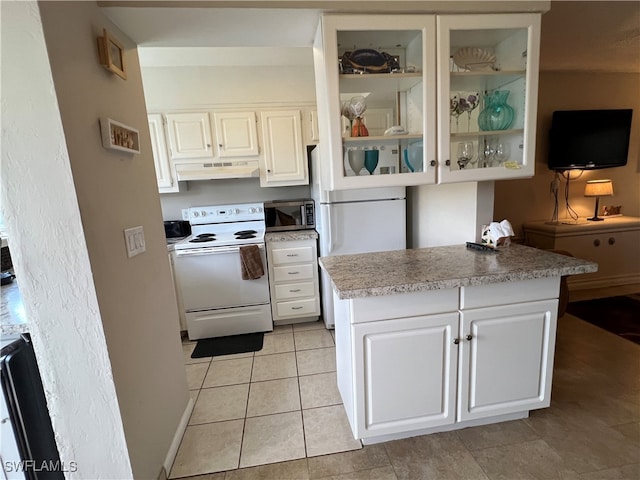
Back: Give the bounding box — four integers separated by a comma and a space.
493, 141, 508, 166
456, 141, 474, 169
464, 92, 480, 132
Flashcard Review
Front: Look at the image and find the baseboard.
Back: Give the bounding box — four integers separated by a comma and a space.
163, 396, 194, 476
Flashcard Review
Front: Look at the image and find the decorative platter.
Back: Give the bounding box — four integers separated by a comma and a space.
453, 47, 496, 72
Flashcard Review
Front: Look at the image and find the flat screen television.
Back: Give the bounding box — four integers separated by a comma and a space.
548, 109, 633, 171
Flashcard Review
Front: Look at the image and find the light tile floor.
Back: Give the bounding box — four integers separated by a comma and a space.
171, 321, 361, 478
169, 287, 639, 479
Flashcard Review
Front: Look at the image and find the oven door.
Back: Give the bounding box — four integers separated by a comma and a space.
173, 244, 270, 311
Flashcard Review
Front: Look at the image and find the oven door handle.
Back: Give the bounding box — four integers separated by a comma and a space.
175, 244, 264, 256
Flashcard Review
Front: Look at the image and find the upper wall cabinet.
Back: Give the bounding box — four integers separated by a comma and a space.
165, 112, 214, 160
148, 114, 179, 193
213, 112, 259, 158
313, 13, 541, 190
260, 110, 308, 187
437, 14, 540, 184
314, 15, 438, 190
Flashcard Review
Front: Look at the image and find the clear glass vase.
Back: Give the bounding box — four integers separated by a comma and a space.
478, 90, 514, 131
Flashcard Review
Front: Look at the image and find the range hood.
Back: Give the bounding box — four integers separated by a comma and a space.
175, 162, 259, 181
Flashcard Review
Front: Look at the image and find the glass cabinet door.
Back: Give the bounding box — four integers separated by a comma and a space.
436, 14, 541, 183
317, 15, 437, 190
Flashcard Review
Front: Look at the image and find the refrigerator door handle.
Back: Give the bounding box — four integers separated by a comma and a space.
326, 205, 334, 252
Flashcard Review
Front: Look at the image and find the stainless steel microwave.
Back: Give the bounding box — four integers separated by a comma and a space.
264, 200, 315, 232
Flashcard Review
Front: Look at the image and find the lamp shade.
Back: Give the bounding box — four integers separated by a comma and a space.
584, 179, 613, 197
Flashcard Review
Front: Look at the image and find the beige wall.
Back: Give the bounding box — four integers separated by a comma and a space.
494, 72, 640, 236
37, 2, 189, 478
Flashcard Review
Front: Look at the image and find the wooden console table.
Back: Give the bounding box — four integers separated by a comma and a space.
523, 216, 640, 290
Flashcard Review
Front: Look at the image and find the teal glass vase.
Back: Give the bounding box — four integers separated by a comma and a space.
478, 90, 515, 131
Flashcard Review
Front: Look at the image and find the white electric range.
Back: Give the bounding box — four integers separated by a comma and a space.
172, 202, 273, 340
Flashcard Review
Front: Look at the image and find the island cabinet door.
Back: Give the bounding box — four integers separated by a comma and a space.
352, 313, 458, 438
458, 299, 558, 422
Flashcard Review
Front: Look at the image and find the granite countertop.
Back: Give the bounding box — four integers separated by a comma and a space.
1, 278, 28, 335
266, 230, 318, 242
319, 244, 598, 300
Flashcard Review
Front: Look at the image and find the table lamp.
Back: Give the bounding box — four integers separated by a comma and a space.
584, 179, 613, 221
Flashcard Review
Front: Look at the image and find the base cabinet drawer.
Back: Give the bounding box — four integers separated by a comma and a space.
271, 246, 314, 265
275, 282, 316, 300
276, 298, 319, 317
273, 263, 314, 282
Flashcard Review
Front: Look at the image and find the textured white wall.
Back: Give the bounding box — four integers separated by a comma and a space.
1, 2, 133, 477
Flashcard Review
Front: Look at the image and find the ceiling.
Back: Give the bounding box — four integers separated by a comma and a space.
102, 1, 640, 72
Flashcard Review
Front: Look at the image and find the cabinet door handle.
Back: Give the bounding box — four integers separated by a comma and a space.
430, 160, 436, 167
286, 253, 299, 257
608, 237, 616, 245
593, 239, 601, 247
289, 289, 301, 293
291, 306, 303, 310
453, 338, 460, 345
466, 334, 473, 341
445, 159, 451, 167
288, 271, 299, 275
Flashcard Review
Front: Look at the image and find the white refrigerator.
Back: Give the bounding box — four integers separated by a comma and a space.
310, 147, 407, 328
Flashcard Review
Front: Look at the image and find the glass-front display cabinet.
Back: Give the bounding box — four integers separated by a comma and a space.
436, 14, 541, 183
314, 15, 437, 190
314, 13, 541, 190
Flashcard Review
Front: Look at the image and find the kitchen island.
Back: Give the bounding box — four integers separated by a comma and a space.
319, 244, 597, 444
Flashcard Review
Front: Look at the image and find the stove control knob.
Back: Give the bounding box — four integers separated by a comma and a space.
258, 207, 263, 213
234, 209, 240, 214
249, 208, 256, 214
192, 211, 199, 217
200, 211, 207, 217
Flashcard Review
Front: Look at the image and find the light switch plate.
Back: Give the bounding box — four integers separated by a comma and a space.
124, 226, 145, 258
181, 209, 189, 221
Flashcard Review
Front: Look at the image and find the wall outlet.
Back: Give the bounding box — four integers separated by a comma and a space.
181, 209, 189, 221
124, 226, 145, 258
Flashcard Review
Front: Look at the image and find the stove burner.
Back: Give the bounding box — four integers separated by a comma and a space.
190, 236, 216, 243
196, 233, 216, 238
235, 234, 256, 239
234, 230, 257, 236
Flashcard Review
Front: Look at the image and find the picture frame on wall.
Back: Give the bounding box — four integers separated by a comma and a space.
97, 28, 126, 80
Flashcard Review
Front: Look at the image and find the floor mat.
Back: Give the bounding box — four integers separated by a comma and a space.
566, 294, 640, 345
191, 332, 264, 358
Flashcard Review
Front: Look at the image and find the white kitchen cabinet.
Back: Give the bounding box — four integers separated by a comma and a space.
336, 278, 559, 442
267, 238, 320, 325
523, 216, 640, 290
437, 14, 540, 183
213, 111, 259, 158
351, 313, 459, 437
259, 110, 308, 187
148, 114, 179, 193
308, 109, 320, 143
313, 13, 541, 190
314, 14, 438, 190
165, 112, 214, 160
458, 299, 557, 422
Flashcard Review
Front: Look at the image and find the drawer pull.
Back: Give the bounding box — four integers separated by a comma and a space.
608, 237, 616, 245
288, 271, 299, 275
289, 289, 301, 293
291, 306, 303, 310
593, 239, 601, 247
286, 253, 299, 257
